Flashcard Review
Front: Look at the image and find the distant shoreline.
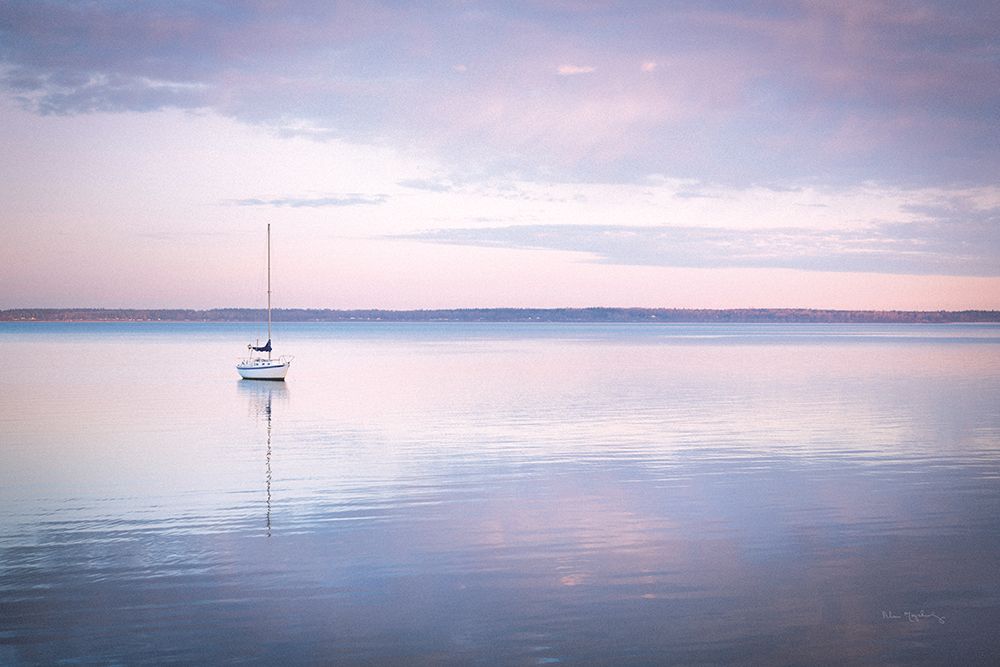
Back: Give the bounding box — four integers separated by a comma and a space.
3, 308, 999, 323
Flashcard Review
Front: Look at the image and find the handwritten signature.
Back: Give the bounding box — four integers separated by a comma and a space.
882, 610, 945, 624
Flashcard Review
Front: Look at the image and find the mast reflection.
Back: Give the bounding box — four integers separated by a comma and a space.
265, 402, 271, 536
238, 381, 288, 537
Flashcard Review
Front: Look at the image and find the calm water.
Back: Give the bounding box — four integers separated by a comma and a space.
2, 322, 999, 665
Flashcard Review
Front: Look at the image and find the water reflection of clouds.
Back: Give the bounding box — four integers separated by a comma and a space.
3, 325, 999, 663
295, 339, 1000, 470
117, 456, 993, 663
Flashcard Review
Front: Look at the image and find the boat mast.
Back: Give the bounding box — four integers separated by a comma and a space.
267, 223, 272, 360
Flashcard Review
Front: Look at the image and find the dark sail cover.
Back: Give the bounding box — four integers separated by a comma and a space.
251, 339, 272, 352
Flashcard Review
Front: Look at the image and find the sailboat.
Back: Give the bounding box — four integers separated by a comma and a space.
237, 223, 292, 380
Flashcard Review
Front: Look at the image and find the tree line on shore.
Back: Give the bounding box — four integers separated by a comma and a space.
3, 307, 999, 323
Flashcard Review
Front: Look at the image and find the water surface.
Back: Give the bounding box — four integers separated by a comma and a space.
2, 322, 999, 664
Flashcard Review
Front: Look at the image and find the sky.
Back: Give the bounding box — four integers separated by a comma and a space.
1, 0, 998, 310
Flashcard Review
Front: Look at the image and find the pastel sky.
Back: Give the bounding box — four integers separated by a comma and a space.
1, 1, 998, 309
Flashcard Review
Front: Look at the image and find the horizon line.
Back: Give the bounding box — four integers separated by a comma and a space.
3, 307, 999, 324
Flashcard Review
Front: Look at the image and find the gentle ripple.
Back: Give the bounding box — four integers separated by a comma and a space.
1, 322, 999, 664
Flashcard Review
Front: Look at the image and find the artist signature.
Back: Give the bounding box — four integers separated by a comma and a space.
882, 610, 945, 624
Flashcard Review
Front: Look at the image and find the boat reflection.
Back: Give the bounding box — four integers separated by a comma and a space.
238, 381, 288, 536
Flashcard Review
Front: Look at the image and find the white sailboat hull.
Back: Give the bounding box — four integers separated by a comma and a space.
237, 358, 291, 380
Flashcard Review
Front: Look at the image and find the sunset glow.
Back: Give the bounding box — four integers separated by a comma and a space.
1, 1, 998, 309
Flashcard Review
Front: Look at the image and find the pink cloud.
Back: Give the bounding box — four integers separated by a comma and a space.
2, 1, 996, 184
557, 64, 595, 75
